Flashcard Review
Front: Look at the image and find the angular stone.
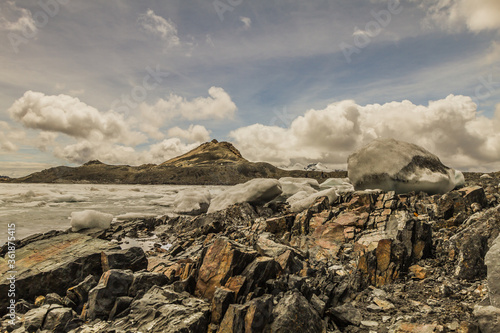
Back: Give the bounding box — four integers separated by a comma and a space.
485, 235, 500, 307
265, 214, 294, 235
241, 257, 281, 296
108, 296, 133, 320
275, 250, 304, 274
292, 209, 313, 235
308, 196, 330, 214
101, 246, 148, 272
86, 269, 134, 320
66, 275, 98, 309
128, 271, 169, 297
195, 237, 256, 300
409, 265, 428, 280
245, 294, 273, 333
42, 306, 77, 332
458, 186, 488, 208
218, 304, 248, 333
474, 305, 500, 333
224, 275, 247, 300
211, 287, 235, 325
0, 233, 117, 316
271, 290, 323, 333
255, 233, 300, 258
111, 285, 210, 332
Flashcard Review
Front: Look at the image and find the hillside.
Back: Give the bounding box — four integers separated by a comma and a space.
10, 140, 346, 185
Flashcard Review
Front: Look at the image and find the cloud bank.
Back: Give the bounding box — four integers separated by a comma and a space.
230, 95, 500, 171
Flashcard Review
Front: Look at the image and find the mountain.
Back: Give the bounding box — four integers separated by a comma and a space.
10, 140, 347, 185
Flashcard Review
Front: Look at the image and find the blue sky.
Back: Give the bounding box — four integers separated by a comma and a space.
0, 0, 499, 177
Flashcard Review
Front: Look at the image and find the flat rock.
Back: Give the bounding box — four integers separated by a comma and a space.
0, 233, 117, 316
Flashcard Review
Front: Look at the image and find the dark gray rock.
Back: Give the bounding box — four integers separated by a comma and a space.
86, 269, 134, 320
101, 246, 148, 272
271, 290, 323, 333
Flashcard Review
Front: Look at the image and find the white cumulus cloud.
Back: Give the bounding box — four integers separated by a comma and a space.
168, 125, 211, 143
8, 91, 146, 145
139, 86, 236, 138
230, 95, 500, 171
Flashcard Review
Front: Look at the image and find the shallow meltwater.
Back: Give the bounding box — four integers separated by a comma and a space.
0, 183, 229, 244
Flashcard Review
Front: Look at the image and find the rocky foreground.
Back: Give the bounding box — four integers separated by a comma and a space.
1, 172, 500, 333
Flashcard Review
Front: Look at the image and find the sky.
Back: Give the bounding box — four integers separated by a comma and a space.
0, 0, 499, 177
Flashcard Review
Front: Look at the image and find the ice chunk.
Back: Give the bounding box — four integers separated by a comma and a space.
348, 138, 462, 195
173, 188, 211, 215
277, 177, 319, 200
208, 178, 282, 213
71, 210, 113, 231
288, 188, 337, 213
319, 178, 354, 192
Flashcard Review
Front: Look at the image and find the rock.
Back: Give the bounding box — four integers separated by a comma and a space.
255, 233, 301, 258
458, 186, 488, 209
101, 246, 148, 272
195, 237, 257, 300
409, 265, 428, 280
390, 322, 437, 333
111, 285, 210, 332
108, 296, 133, 320
329, 303, 362, 327
485, 235, 500, 307
244, 295, 273, 332
347, 138, 462, 194
288, 189, 337, 213
86, 269, 134, 320
45, 293, 64, 305
42, 306, 78, 332
66, 275, 98, 310
241, 257, 281, 296
22, 304, 77, 333
271, 290, 323, 333
128, 271, 169, 297
218, 303, 249, 333
174, 188, 211, 215
35, 295, 46, 307
0, 232, 117, 316
211, 287, 235, 325
481, 174, 493, 179
451, 204, 500, 281
208, 178, 282, 213
474, 305, 500, 333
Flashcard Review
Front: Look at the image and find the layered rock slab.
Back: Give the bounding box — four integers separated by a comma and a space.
0, 232, 117, 316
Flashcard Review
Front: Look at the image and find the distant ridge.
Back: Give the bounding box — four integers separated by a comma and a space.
9, 140, 347, 185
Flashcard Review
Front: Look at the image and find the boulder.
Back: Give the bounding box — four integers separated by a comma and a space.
450, 204, 500, 280
347, 138, 462, 194
208, 178, 282, 213
110, 285, 210, 332
271, 290, 323, 333
128, 271, 169, 297
101, 246, 148, 272
0, 233, 117, 316
211, 287, 235, 325
174, 188, 211, 215
22, 304, 77, 333
66, 275, 98, 310
474, 305, 500, 333
195, 237, 257, 300
86, 269, 134, 320
486, 235, 500, 307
